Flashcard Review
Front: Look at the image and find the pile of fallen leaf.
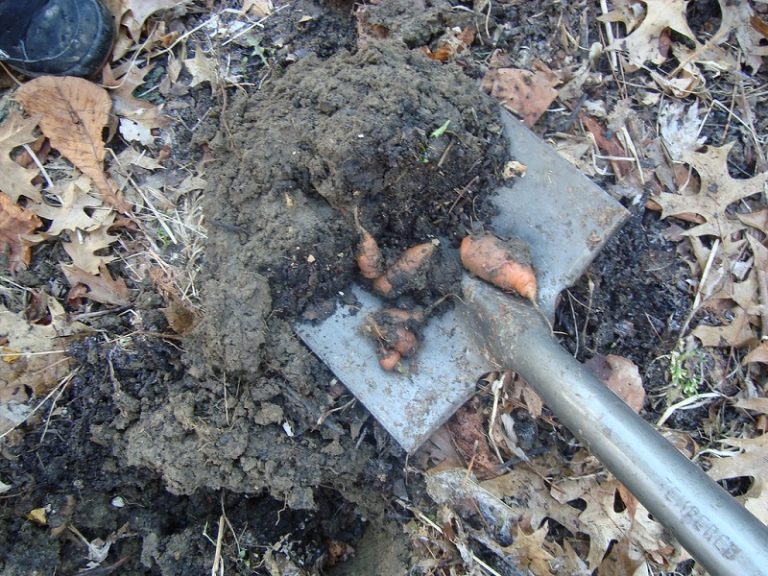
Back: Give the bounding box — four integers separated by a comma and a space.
0, 0, 219, 468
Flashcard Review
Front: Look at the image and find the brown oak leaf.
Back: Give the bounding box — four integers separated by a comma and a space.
103, 63, 167, 131
62, 215, 118, 275
0, 111, 42, 203
604, 0, 697, 66
585, 354, 646, 413
482, 67, 559, 128
15, 76, 130, 213
62, 264, 130, 306
708, 432, 768, 524
655, 143, 768, 240
0, 192, 41, 271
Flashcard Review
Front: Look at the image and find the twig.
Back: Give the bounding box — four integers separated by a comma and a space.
679, 238, 720, 338
758, 270, 768, 340
211, 514, 225, 576
599, 0, 618, 73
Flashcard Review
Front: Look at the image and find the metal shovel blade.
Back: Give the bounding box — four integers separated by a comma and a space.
296, 110, 628, 453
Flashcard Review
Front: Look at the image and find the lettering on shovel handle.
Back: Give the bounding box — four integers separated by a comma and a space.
664, 486, 741, 560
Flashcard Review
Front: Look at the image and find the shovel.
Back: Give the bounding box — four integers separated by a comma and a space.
297, 110, 768, 574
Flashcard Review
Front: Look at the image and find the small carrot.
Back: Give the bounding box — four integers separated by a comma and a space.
364, 312, 420, 357
353, 207, 384, 279
460, 233, 537, 301
391, 326, 418, 356
378, 349, 401, 372
373, 241, 437, 297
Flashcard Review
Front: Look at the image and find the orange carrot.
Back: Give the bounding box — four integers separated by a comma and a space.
391, 327, 418, 357
460, 233, 537, 301
373, 241, 437, 297
378, 349, 401, 372
353, 208, 384, 279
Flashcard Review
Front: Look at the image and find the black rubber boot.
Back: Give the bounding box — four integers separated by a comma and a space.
0, 0, 115, 77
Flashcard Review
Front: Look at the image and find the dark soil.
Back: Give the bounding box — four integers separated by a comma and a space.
0, 0, 729, 574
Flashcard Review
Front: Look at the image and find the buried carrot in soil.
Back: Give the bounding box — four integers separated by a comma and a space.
372, 240, 438, 297
353, 207, 384, 279
364, 308, 424, 371
460, 233, 537, 301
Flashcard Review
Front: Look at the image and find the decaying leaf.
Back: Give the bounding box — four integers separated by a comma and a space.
183, 48, 219, 88
482, 468, 582, 535
103, 63, 167, 131
655, 143, 768, 240
0, 111, 42, 203
0, 192, 41, 271
501, 523, 557, 576
658, 101, 706, 161
482, 67, 559, 128
15, 77, 130, 213
62, 264, 131, 306
242, 0, 272, 17
0, 303, 78, 414
446, 400, 499, 479
422, 27, 475, 63
708, 432, 768, 524
585, 354, 646, 413
29, 175, 110, 236
575, 479, 671, 570
692, 308, 757, 348
63, 216, 119, 275
604, 0, 697, 66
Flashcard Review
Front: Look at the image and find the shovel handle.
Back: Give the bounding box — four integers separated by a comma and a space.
461, 278, 768, 575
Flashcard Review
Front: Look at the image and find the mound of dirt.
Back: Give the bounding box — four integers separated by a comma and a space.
108, 41, 505, 519
198, 40, 504, 374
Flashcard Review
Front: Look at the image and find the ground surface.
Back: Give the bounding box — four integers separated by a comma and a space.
1, 0, 767, 575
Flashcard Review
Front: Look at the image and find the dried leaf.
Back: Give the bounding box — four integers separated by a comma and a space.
0, 111, 42, 203
708, 433, 768, 524
15, 77, 130, 213
585, 354, 646, 413
718, 0, 768, 73
0, 304, 76, 405
501, 523, 556, 576
693, 308, 757, 348
242, 0, 272, 17
482, 68, 559, 128
108, 0, 190, 42
576, 479, 671, 569
183, 48, 219, 88
655, 143, 768, 240
743, 342, 768, 364
605, 0, 697, 66
62, 264, 131, 306
0, 192, 41, 271
103, 63, 167, 130
29, 176, 109, 236
63, 217, 118, 275
482, 469, 582, 535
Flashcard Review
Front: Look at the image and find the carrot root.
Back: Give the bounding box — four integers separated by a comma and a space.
460, 233, 537, 301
